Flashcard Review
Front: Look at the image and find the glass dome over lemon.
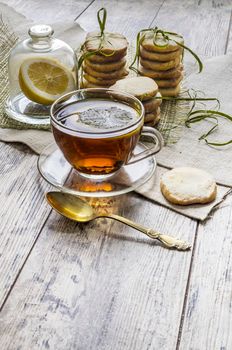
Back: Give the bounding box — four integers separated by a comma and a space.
5, 25, 77, 125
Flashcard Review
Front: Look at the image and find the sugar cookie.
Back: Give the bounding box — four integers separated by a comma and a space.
160, 167, 217, 205
140, 56, 181, 71
87, 51, 127, 63
138, 64, 183, 79
84, 74, 119, 86
159, 84, 181, 97
155, 73, 183, 88
143, 92, 162, 113
145, 114, 161, 126
144, 107, 161, 122
81, 78, 111, 88
85, 58, 127, 72
111, 77, 158, 101
140, 46, 183, 62
84, 31, 128, 56
83, 64, 128, 79
141, 31, 184, 53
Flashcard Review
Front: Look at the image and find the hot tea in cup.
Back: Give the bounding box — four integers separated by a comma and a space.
51, 89, 163, 179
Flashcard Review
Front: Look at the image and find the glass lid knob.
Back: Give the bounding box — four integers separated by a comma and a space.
28, 24, 54, 38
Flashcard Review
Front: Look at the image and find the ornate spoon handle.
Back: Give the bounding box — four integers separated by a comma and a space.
102, 214, 191, 251
145, 229, 191, 251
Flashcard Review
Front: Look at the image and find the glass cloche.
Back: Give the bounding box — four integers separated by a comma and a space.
5, 24, 77, 125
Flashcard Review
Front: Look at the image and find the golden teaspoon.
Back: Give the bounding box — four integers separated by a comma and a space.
46, 192, 191, 251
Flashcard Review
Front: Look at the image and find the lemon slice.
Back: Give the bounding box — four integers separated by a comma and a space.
19, 57, 76, 105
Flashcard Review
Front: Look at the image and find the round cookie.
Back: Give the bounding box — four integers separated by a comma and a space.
160, 167, 217, 205
143, 92, 162, 113
80, 78, 99, 89
84, 31, 128, 56
138, 64, 183, 79
87, 51, 127, 63
81, 78, 124, 88
83, 64, 128, 79
140, 46, 183, 62
84, 73, 119, 86
144, 107, 161, 122
111, 76, 158, 101
159, 84, 181, 97
140, 56, 181, 71
155, 73, 183, 88
145, 114, 161, 126
85, 58, 127, 72
141, 31, 184, 53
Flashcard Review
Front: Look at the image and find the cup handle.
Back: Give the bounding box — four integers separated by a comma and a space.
127, 126, 164, 165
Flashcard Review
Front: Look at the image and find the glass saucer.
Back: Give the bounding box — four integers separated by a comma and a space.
38, 142, 156, 198
5, 96, 50, 126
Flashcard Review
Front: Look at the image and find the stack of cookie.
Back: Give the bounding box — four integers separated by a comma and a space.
80, 31, 129, 88
111, 77, 162, 126
138, 31, 184, 97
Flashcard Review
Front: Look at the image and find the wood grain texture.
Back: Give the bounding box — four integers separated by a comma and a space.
179, 193, 232, 350
152, 1, 232, 348
0, 193, 196, 350
152, 0, 232, 57
0, 142, 51, 307
76, 0, 164, 39
0, 0, 94, 22
0, 1, 232, 350
0, 0, 95, 310
225, 8, 232, 54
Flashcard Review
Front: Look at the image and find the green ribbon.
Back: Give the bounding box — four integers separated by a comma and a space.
130, 27, 203, 74
97, 7, 107, 37
186, 109, 232, 146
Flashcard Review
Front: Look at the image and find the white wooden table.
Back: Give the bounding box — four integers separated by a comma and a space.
0, 1, 232, 349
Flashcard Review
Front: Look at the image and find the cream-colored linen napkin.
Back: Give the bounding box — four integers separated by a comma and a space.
157, 54, 232, 188
0, 128, 52, 154
1, 128, 228, 221
137, 167, 230, 221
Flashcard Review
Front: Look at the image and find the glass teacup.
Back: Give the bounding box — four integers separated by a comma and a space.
50, 88, 164, 179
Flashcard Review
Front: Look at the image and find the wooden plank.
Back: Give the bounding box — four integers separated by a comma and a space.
3, 1, 231, 349
0, 0, 96, 310
178, 193, 232, 349
0, 0, 94, 22
0, 193, 196, 350
0, 1, 198, 348
153, 0, 232, 57
152, 1, 232, 347
76, 0, 164, 39
225, 9, 232, 54
0, 142, 51, 306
